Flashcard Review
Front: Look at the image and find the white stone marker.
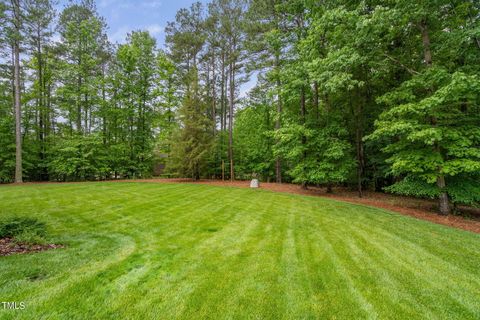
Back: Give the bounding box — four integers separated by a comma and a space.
250, 179, 259, 188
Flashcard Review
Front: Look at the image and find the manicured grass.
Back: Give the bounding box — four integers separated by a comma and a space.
0, 182, 479, 319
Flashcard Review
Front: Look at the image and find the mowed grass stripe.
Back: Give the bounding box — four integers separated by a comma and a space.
37, 184, 245, 318
318, 201, 480, 318
0, 183, 479, 319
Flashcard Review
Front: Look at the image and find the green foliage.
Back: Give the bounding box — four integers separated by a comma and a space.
385, 176, 441, 200
234, 93, 275, 180
306, 125, 355, 186
386, 174, 480, 208
274, 121, 354, 186
108, 31, 159, 178
447, 174, 480, 207
13, 230, 47, 245
369, 70, 480, 205
0, 217, 47, 244
0, 114, 15, 183
47, 134, 110, 181
1, 0, 479, 215
167, 68, 213, 179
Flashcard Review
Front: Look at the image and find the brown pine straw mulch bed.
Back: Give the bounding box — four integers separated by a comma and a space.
0, 238, 64, 256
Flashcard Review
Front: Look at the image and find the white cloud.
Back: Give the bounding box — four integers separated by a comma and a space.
99, 0, 161, 9
240, 73, 258, 98
109, 24, 163, 44
98, 0, 116, 8
141, 1, 162, 8
118, 2, 133, 9
145, 24, 164, 36
109, 26, 131, 44
51, 33, 61, 43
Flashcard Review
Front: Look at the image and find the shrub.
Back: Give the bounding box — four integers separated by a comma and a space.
385, 175, 480, 207
0, 217, 47, 244
14, 230, 47, 245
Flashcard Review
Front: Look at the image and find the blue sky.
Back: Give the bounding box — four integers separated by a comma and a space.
58, 0, 208, 47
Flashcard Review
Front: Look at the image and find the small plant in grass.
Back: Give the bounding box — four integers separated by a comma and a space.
0, 217, 47, 245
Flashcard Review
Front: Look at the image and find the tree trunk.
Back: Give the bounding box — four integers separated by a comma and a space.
77, 74, 82, 133
102, 64, 107, 145
221, 160, 225, 181
211, 53, 216, 136
220, 51, 226, 176
420, 21, 432, 66
194, 162, 200, 181
85, 94, 90, 134
356, 125, 364, 198
228, 59, 235, 181
420, 20, 452, 215
224, 72, 227, 136
354, 102, 364, 198
13, 0, 22, 183
313, 81, 319, 123
326, 184, 333, 193
300, 86, 307, 190
437, 175, 451, 215
275, 53, 282, 183
47, 80, 53, 134
37, 40, 46, 180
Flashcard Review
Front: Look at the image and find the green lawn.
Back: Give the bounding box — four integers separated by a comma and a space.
0, 183, 479, 319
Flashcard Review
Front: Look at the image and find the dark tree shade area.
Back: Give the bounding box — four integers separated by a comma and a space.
0, 0, 479, 215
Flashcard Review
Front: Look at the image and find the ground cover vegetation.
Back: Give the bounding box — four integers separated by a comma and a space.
0, 182, 479, 319
0, 216, 63, 255
0, 0, 479, 215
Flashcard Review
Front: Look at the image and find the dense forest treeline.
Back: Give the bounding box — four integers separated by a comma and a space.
0, 0, 479, 215
1, 0, 173, 182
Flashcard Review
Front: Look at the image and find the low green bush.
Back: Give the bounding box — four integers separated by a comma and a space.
14, 230, 47, 245
0, 217, 47, 244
